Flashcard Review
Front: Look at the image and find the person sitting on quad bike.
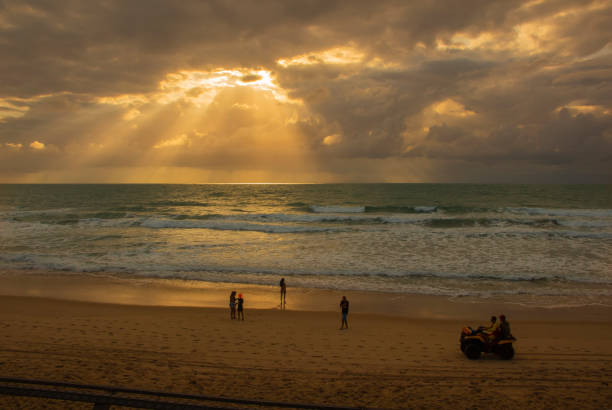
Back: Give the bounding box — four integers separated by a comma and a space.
485, 315, 501, 338
460, 314, 516, 360
476, 316, 500, 340
499, 314, 512, 339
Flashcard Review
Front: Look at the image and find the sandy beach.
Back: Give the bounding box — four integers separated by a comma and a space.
0, 271, 611, 409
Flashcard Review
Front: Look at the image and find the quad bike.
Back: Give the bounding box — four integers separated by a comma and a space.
460, 326, 516, 360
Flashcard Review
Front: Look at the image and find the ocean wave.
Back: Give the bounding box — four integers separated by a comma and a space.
309, 205, 366, 213
422, 217, 563, 229
5, 207, 76, 215
140, 218, 339, 233
438, 205, 492, 214
388, 271, 612, 285
556, 219, 612, 229
6, 251, 608, 287
169, 213, 223, 220
85, 234, 124, 241
424, 218, 494, 228
237, 213, 389, 224
506, 207, 612, 218
308, 204, 444, 215
112, 205, 156, 212
286, 201, 309, 210
365, 205, 438, 213
463, 230, 612, 239
5, 211, 611, 236
150, 200, 210, 207
86, 212, 127, 219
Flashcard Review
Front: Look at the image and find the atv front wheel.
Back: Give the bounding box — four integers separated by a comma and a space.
464, 343, 481, 360
498, 344, 514, 360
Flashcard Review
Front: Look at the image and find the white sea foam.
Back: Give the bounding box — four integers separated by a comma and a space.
309, 205, 366, 213
506, 207, 612, 218
140, 218, 338, 233
244, 212, 424, 225
556, 219, 612, 229
413, 206, 438, 213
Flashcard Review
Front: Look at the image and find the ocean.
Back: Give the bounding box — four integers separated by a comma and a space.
1, 184, 611, 306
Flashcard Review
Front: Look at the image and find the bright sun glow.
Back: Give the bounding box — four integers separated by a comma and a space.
96, 68, 293, 109
277, 46, 365, 67
157, 69, 289, 106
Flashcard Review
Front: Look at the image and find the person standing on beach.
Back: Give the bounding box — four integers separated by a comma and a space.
229, 291, 236, 320
237, 293, 245, 321
339, 296, 349, 329
280, 278, 287, 308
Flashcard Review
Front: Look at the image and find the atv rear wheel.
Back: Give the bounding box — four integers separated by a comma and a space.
464, 343, 481, 360
498, 344, 514, 360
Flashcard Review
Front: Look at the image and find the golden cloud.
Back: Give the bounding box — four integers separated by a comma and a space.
277, 45, 366, 67
322, 134, 342, 145
432, 99, 476, 117
0, 99, 30, 122
153, 134, 191, 149
29, 141, 45, 150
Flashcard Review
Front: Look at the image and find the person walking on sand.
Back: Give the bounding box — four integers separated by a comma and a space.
280, 278, 287, 308
237, 293, 245, 321
229, 291, 237, 320
339, 296, 349, 329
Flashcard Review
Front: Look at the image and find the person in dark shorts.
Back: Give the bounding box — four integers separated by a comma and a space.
339, 296, 349, 329
229, 291, 236, 320
280, 278, 287, 308
237, 293, 245, 321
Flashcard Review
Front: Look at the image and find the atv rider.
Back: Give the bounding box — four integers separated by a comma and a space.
481, 316, 500, 340
499, 314, 513, 339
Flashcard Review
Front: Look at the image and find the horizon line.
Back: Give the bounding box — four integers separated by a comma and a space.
0, 182, 608, 185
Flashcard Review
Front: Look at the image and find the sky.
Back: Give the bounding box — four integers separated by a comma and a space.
0, 0, 611, 183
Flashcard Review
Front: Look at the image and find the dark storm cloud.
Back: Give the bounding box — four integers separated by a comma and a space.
0, 0, 611, 182
0, 0, 535, 98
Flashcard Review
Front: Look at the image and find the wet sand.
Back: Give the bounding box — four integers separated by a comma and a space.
0, 271, 611, 409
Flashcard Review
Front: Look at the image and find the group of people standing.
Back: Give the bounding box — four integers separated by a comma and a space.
229, 280, 511, 340
228, 279, 351, 329
228, 291, 244, 320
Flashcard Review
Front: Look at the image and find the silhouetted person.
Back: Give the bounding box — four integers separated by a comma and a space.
237, 293, 245, 321
499, 314, 513, 339
229, 291, 236, 320
340, 296, 349, 329
280, 278, 287, 308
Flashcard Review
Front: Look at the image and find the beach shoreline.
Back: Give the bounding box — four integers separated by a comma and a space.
1, 269, 611, 322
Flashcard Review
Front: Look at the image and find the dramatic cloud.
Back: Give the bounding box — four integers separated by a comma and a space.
0, 0, 610, 182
